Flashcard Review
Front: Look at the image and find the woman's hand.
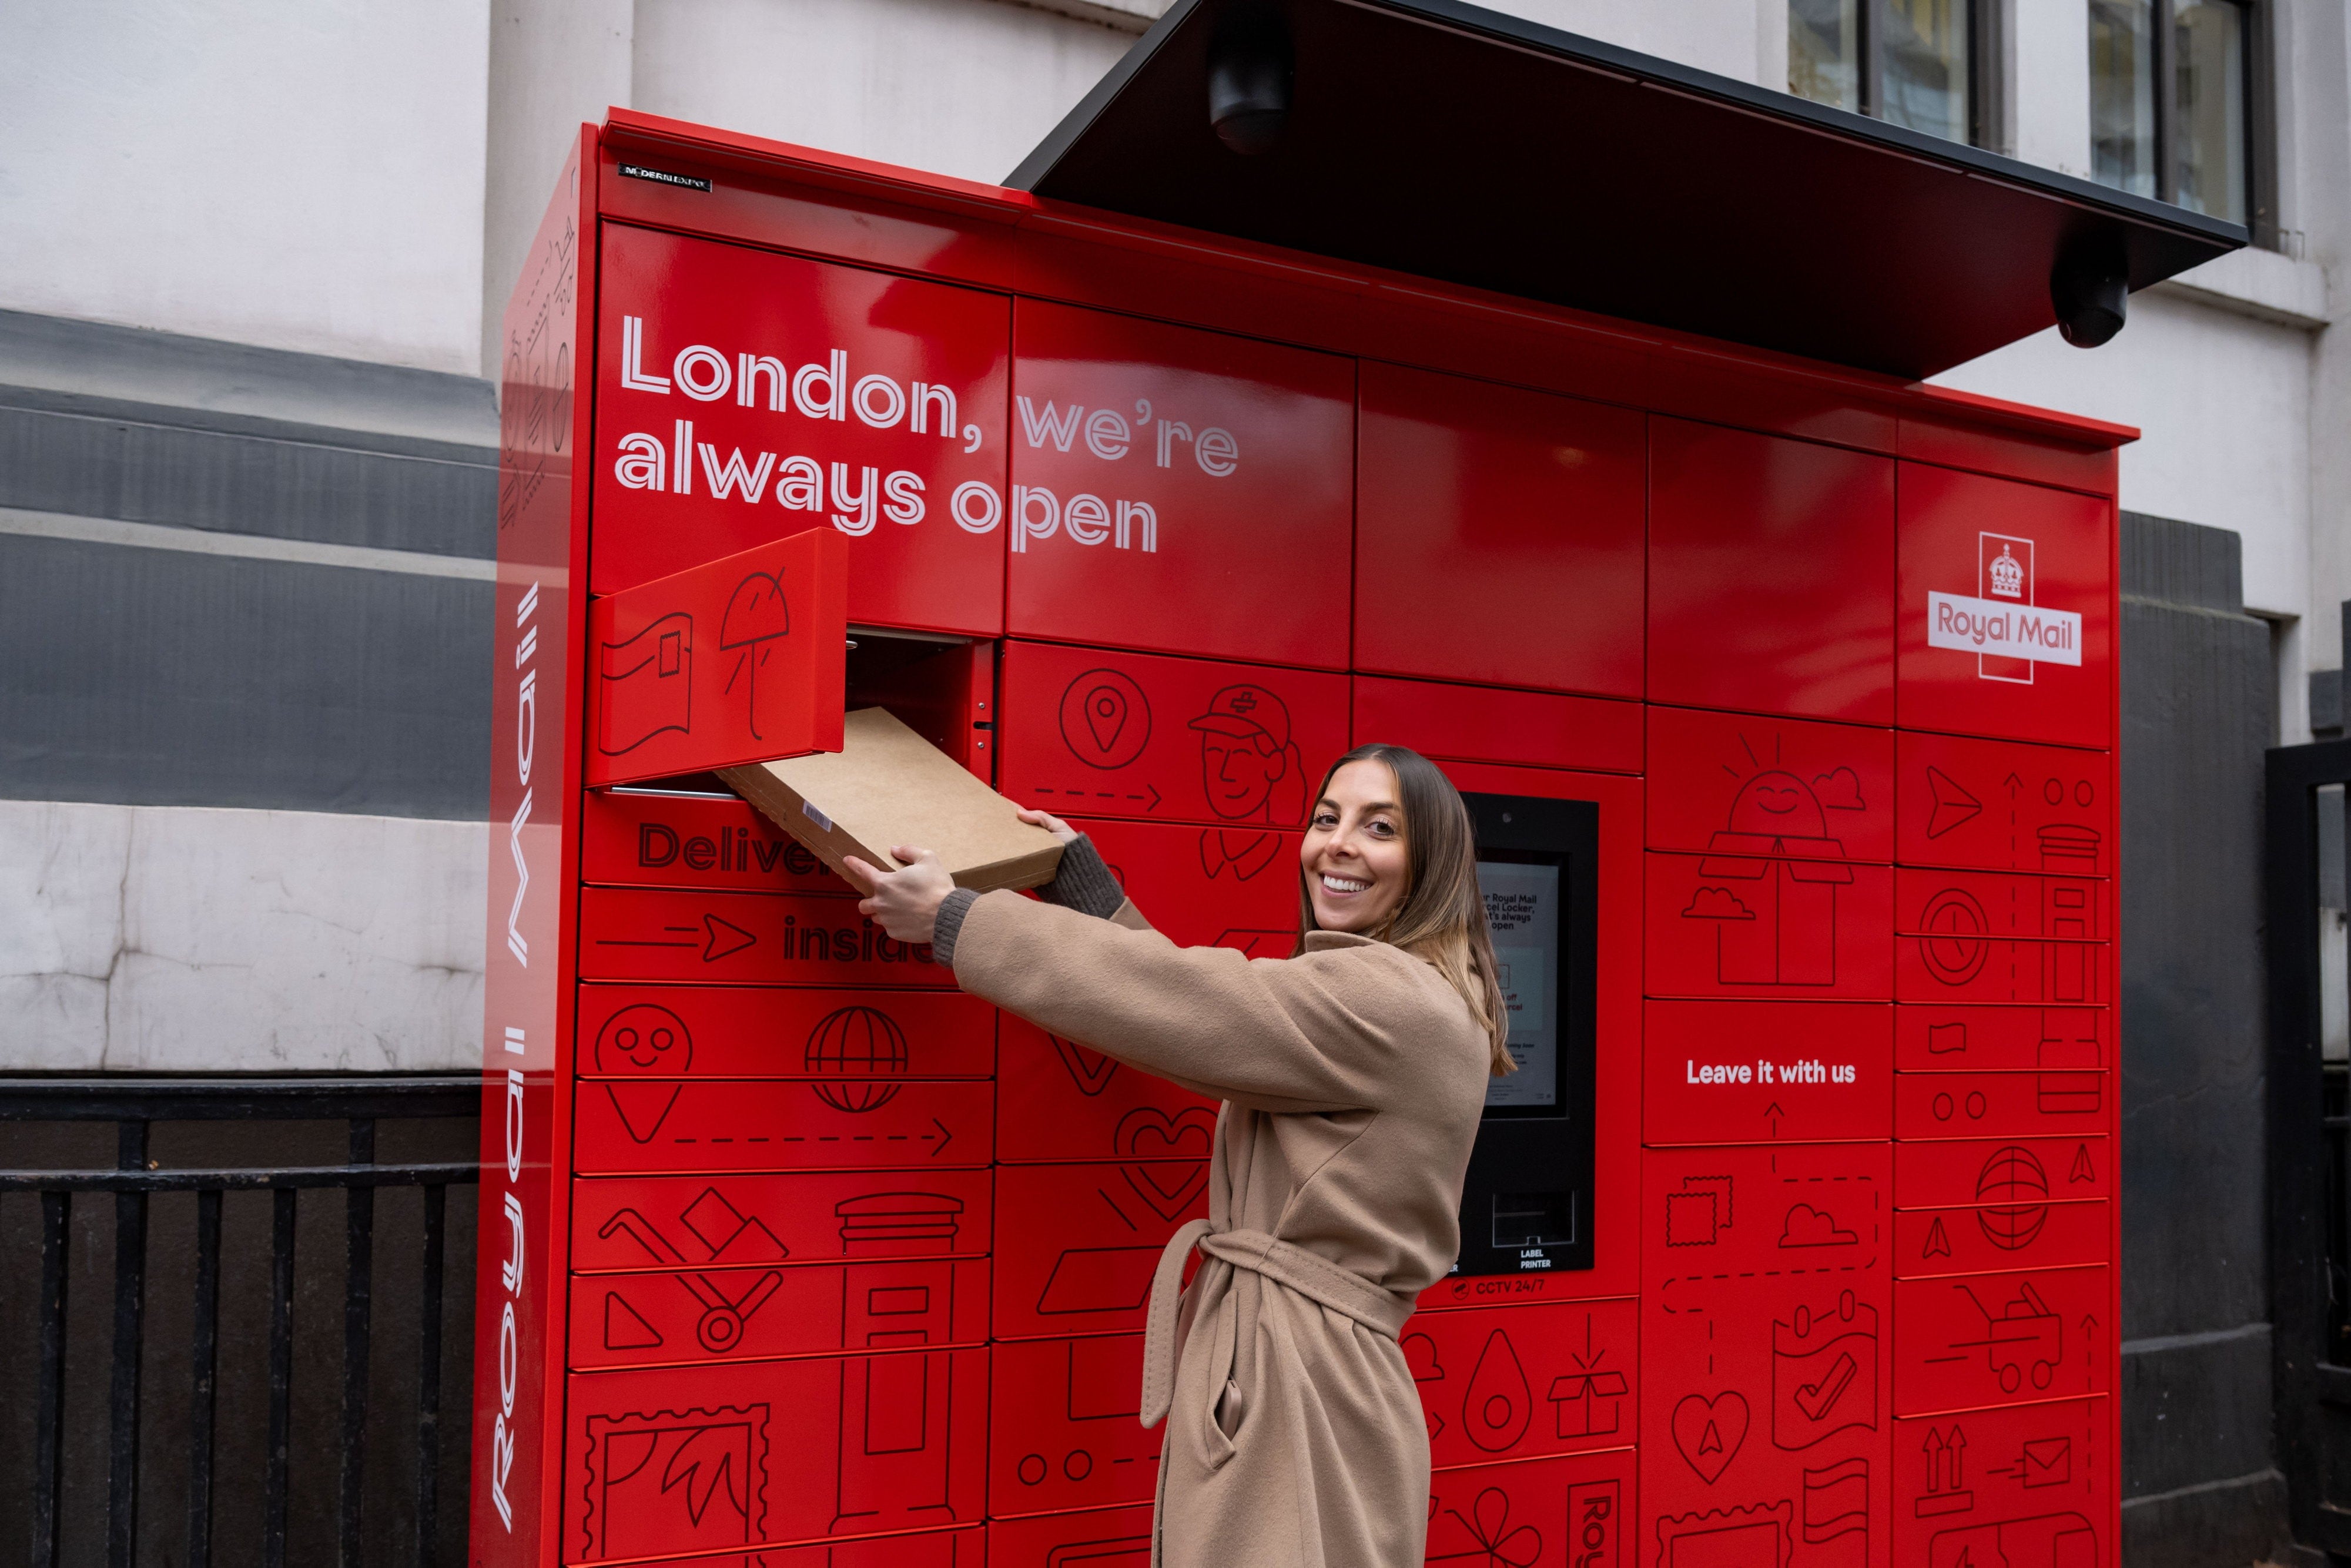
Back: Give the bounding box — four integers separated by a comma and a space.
844, 846, 957, 944
1017, 808, 1080, 846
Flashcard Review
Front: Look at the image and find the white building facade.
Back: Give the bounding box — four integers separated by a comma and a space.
0, 2, 2336, 1560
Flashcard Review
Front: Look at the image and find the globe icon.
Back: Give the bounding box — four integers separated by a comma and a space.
806, 1006, 910, 1113
1974, 1144, 2050, 1250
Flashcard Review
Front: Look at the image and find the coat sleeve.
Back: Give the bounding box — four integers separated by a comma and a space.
948, 887, 1462, 1114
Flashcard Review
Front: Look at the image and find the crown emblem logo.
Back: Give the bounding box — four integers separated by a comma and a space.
1988, 544, 2024, 599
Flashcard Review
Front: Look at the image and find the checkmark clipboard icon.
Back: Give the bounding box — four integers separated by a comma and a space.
1793, 1351, 1857, 1421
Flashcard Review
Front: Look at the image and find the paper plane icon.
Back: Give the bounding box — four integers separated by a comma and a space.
1925, 767, 1982, 839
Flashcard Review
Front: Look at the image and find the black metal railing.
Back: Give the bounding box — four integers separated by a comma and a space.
1, 1076, 479, 1568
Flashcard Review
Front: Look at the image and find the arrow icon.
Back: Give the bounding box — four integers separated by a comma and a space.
1763, 1102, 1786, 1138
701, 914, 755, 962
930, 1117, 954, 1158
1925, 766, 1982, 839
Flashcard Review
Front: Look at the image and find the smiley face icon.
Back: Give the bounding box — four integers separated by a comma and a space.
593, 1003, 693, 1076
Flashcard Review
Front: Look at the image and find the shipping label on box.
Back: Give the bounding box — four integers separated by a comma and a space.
572, 1077, 992, 1174
585, 529, 847, 787
570, 1170, 993, 1272
577, 888, 950, 986
992, 1160, 1209, 1339
988, 1332, 1162, 1517
567, 1257, 989, 1369
562, 1349, 988, 1561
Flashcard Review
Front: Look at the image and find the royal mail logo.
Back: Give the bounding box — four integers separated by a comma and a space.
1926, 532, 2081, 683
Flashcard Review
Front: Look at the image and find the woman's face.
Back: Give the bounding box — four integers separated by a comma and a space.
1302, 760, 1411, 934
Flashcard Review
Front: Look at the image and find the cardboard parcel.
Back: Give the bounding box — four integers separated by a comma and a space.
719, 707, 1065, 894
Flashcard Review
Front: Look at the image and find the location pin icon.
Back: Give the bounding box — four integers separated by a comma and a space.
1085, 685, 1128, 754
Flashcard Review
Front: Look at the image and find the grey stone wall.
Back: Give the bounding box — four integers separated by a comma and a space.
2118, 512, 2292, 1567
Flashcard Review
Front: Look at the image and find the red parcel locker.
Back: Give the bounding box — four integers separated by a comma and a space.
479, 115, 2129, 1568
1354, 360, 1646, 698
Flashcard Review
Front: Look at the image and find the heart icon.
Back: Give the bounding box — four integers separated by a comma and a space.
1670, 1391, 1749, 1484
1120, 1161, 1210, 1221
1051, 1034, 1119, 1097
1115, 1105, 1217, 1160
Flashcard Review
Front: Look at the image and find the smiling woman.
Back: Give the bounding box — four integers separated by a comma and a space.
846, 743, 1509, 1568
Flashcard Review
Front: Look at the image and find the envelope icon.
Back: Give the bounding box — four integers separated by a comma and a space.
2021, 1435, 2071, 1487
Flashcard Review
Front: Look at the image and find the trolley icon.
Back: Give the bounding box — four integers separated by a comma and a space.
1948, 1279, 2062, 1394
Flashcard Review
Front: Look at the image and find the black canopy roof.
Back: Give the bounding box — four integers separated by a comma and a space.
1010, 0, 2246, 380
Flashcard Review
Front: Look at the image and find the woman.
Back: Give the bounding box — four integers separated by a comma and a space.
848, 743, 1511, 1568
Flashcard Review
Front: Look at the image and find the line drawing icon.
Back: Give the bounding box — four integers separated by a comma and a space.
1665, 1174, 1734, 1246
1779, 1203, 1858, 1248
835, 1192, 964, 1254
1917, 889, 1991, 985
1461, 1329, 1533, 1453
718, 570, 790, 741
833, 1350, 957, 1533
1802, 1456, 1868, 1550
1927, 1510, 2096, 1568
1975, 1146, 2050, 1250
1051, 1034, 1120, 1096
1059, 668, 1151, 769
1940, 1279, 2063, 1395
1431, 1486, 1541, 1567
1917, 1423, 1972, 1516
598, 1187, 790, 1353
1923, 766, 1982, 839
1189, 685, 1305, 825
1772, 1289, 1877, 1449
1671, 1391, 1749, 1483
1548, 1311, 1627, 1440
806, 1004, 910, 1112
581, 1405, 766, 1559
1653, 1500, 1789, 1566
1681, 733, 1863, 987
595, 1003, 693, 1141
597, 611, 693, 755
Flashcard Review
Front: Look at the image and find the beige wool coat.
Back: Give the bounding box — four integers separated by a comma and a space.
948, 885, 1492, 1568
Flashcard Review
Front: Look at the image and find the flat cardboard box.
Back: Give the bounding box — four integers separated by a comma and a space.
719, 706, 1065, 894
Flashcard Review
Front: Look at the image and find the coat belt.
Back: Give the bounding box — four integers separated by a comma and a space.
1140, 1219, 1416, 1433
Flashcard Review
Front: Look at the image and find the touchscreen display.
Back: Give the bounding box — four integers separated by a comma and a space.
1478, 857, 1561, 1110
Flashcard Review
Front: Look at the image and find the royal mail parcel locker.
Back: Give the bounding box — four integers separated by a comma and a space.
476, 113, 2124, 1568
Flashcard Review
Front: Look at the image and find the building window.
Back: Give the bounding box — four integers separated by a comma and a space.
2089, 0, 2253, 225
1789, 0, 1992, 146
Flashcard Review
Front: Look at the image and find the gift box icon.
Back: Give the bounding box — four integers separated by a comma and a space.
1548, 1367, 1629, 1439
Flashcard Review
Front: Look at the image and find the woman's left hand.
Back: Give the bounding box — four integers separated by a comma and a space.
845, 846, 957, 945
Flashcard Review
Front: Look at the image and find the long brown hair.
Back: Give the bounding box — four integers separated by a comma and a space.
1298, 744, 1513, 1076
